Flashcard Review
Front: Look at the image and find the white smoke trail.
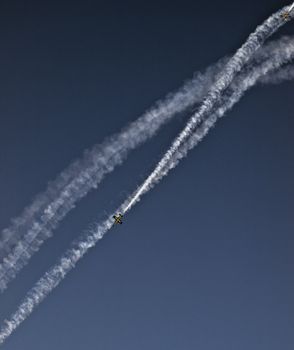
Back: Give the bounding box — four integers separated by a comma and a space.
159, 50, 294, 180
0, 39, 294, 348
0, 211, 120, 345
124, 3, 294, 212
2, 34, 293, 292
259, 63, 294, 84
0, 59, 225, 291
0, 57, 228, 260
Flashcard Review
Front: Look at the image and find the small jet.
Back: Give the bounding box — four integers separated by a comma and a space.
282, 11, 290, 20
282, 4, 294, 20
113, 213, 123, 225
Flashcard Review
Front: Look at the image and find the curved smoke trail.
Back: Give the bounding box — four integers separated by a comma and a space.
0, 58, 225, 290
1, 30, 294, 348
259, 62, 294, 84
124, 3, 293, 211
0, 57, 224, 258
2, 32, 293, 292
159, 45, 294, 179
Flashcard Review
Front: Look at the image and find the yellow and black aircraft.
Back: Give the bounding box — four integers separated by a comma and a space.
282, 11, 290, 20
113, 213, 123, 225
282, 4, 294, 21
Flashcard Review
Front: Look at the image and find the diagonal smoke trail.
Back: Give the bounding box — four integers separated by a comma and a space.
0, 59, 225, 290
2, 33, 293, 293
259, 62, 294, 84
1, 34, 294, 346
124, 3, 294, 212
0, 57, 226, 258
159, 49, 294, 181
0, 67, 220, 246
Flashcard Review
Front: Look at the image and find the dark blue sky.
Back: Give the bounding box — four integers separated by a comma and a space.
0, 0, 293, 349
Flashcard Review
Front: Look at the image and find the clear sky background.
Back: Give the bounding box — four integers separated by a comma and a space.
0, 0, 293, 349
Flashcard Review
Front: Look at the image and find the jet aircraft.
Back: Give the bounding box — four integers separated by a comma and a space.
282, 11, 290, 20
113, 213, 123, 225
282, 4, 294, 20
